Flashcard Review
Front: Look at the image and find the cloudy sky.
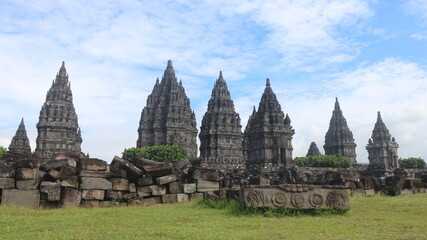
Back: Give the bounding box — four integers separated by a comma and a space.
0, 0, 426, 163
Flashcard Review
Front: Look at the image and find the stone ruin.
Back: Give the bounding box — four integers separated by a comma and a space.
2, 60, 426, 209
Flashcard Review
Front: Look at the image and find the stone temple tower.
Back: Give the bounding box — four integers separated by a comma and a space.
366, 111, 399, 170
137, 60, 198, 159
35, 62, 82, 161
8, 118, 32, 155
199, 71, 244, 169
306, 142, 321, 156
323, 98, 357, 163
244, 79, 295, 173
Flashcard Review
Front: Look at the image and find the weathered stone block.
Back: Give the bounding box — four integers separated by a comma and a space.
59, 166, 77, 180
61, 187, 81, 208
141, 163, 173, 178
81, 200, 100, 208
80, 177, 112, 190
149, 185, 166, 196
123, 192, 138, 200
177, 193, 189, 203
109, 163, 127, 178
47, 169, 60, 179
112, 178, 129, 191
156, 174, 177, 185
82, 190, 105, 200
41, 156, 77, 171
352, 189, 366, 197
105, 190, 123, 200
80, 169, 110, 178
16, 168, 38, 180
61, 176, 79, 189
365, 189, 376, 196
137, 176, 153, 186
0, 164, 15, 178
16, 179, 39, 190
80, 158, 108, 171
144, 196, 162, 205
1, 189, 40, 208
40, 181, 61, 201
137, 186, 153, 197
16, 159, 39, 169
197, 179, 220, 192
182, 183, 196, 193
111, 156, 143, 182
129, 183, 136, 193
0, 178, 15, 189
100, 201, 112, 207
240, 185, 350, 209
162, 194, 178, 203
168, 181, 182, 194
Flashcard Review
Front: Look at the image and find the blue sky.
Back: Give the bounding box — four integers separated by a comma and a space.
0, 0, 426, 163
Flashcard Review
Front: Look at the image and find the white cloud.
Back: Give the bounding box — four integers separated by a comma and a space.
411, 32, 427, 40
406, 0, 427, 22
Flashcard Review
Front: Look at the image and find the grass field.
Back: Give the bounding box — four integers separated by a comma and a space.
0, 194, 426, 240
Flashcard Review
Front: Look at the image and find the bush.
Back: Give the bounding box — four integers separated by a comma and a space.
294, 155, 352, 168
122, 145, 187, 163
0, 146, 6, 158
398, 157, 426, 169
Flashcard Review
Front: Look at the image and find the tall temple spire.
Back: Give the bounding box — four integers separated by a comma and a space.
8, 118, 32, 155
199, 71, 244, 169
35, 61, 82, 161
244, 79, 295, 173
323, 98, 357, 163
137, 60, 198, 159
366, 111, 399, 171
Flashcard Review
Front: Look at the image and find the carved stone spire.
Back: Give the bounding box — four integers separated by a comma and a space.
35, 62, 82, 161
323, 98, 357, 163
366, 111, 399, 170
199, 71, 244, 169
137, 60, 198, 159
8, 118, 32, 155
306, 142, 321, 156
244, 79, 295, 173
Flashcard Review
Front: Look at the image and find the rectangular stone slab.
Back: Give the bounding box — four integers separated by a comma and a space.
137, 176, 153, 186
61, 187, 81, 208
111, 178, 130, 191
144, 196, 162, 205
82, 190, 105, 200
80, 170, 110, 178
162, 194, 178, 204
16, 168, 39, 180
240, 184, 350, 209
197, 179, 220, 192
80, 177, 112, 190
59, 166, 77, 180
2, 189, 40, 208
156, 174, 177, 185
80, 158, 108, 171
177, 193, 189, 203
0, 164, 15, 178
182, 183, 196, 193
137, 186, 153, 197
40, 181, 61, 201
149, 185, 166, 196
16, 179, 39, 190
41, 157, 77, 171
168, 181, 182, 194
0, 178, 15, 189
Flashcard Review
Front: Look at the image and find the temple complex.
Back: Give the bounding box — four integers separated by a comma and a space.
366, 111, 399, 170
306, 142, 321, 156
8, 118, 32, 155
323, 98, 357, 163
137, 60, 198, 159
35, 62, 82, 161
244, 79, 295, 173
199, 71, 244, 169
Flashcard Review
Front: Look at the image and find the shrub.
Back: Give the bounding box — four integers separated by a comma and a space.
398, 157, 426, 169
122, 145, 187, 163
294, 155, 352, 168
0, 146, 6, 158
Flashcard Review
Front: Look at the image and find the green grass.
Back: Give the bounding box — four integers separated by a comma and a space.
1, 194, 426, 240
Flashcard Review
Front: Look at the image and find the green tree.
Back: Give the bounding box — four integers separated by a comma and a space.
294, 155, 352, 168
0, 146, 7, 158
398, 157, 426, 169
122, 145, 187, 163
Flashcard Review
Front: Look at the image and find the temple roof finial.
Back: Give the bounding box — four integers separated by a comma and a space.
334, 97, 340, 110
266, 78, 270, 87
167, 59, 173, 68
